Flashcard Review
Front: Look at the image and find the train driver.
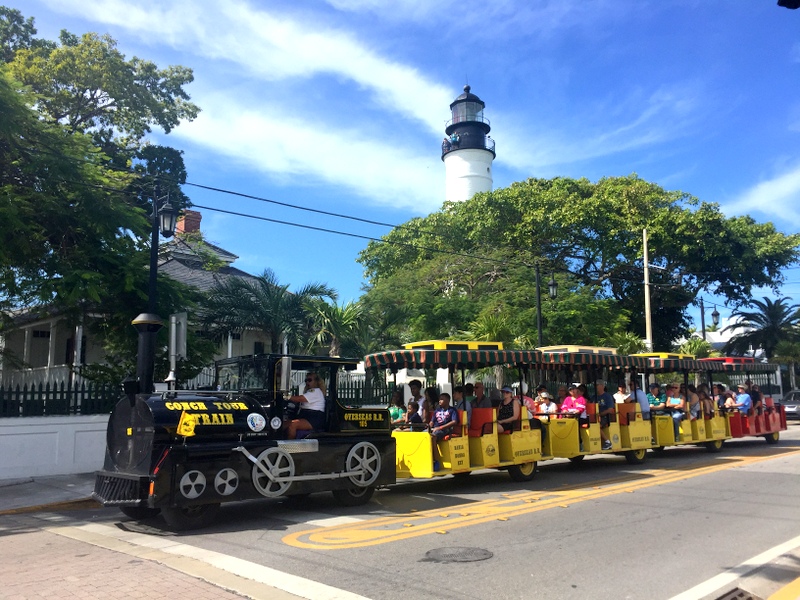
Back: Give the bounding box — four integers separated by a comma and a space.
286, 372, 327, 439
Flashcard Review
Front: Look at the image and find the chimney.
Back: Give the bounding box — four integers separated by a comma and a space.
176, 210, 201, 234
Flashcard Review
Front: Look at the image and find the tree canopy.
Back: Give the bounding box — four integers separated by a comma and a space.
358, 175, 800, 350
0, 7, 208, 381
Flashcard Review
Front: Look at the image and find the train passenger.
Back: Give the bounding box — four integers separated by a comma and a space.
496, 386, 520, 433
522, 387, 539, 419
464, 383, 475, 405
745, 380, 762, 414
398, 400, 424, 430
697, 385, 715, 417
561, 384, 588, 427
429, 393, 459, 468
472, 382, 492, 408
489, 388, 502, 408
714, 384, 727, 409
614, 383, 630, 404
452, 385, 472, 427
665, 384, 685, 439
732, 383, 753, 414
595, 380, 615, 450
408, 379, 425, 412
647, 383, 667, 414
537, 391, 558, 422
628, 381, 650, 420
685, 384, 701, 420
286, 372, 327, 439
556, 385, 569, 406
389, 389, 406, 428
422, 387, 438, 423
723, 391, 737, 409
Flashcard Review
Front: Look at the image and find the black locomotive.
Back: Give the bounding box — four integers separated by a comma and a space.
93, 354, 395, 530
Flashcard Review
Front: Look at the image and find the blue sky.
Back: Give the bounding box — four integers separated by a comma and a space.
11, 0, 800, 332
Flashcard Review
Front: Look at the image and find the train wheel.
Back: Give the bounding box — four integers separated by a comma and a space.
624, 449, 647, 465
705, 439, 724, 453
765, 432, 780, 444
508, 461, 537, 482
252, 448, 295, 498
332, 486, 375, 507
345, 442, 382, 487
568, 454, 585, 464
119, 506, 161, 520
161, 503, 220, 531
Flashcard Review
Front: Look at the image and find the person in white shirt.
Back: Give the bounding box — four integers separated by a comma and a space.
286, 373, 327, 439
613, 383, 630, 404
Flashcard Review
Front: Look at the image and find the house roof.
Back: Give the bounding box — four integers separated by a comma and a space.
159, 257, 257, 294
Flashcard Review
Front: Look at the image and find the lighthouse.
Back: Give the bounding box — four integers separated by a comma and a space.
442, 85, 495, 202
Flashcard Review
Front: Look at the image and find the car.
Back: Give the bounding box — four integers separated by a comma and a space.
782, 390, 800, 420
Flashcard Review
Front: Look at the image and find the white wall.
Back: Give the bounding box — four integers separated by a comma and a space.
0, 415, 109, 479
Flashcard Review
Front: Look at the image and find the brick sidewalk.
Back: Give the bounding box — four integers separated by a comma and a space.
1, 527, 250, 600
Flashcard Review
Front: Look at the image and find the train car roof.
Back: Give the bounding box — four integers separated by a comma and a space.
363, 349, 649, 371
215, 353, 361, 370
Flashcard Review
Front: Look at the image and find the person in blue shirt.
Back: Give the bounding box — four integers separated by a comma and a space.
733, 383, 753, 415
429, 393, 459, 469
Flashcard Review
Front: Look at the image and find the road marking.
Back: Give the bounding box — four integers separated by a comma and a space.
668, 533, 800, 600
44, 520, 372, 600
284, 449, 800, 550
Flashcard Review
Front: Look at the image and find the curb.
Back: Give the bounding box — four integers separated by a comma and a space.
0, 497, 99, 516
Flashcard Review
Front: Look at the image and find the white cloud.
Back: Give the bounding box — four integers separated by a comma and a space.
721, 164, 800, 228
172, 93, 443, 212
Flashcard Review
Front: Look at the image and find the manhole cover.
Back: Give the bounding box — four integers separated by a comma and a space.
714, 588, 763, 600
424, 547, 493, 563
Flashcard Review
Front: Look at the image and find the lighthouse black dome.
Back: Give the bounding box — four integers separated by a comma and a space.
442, 85, 495, 159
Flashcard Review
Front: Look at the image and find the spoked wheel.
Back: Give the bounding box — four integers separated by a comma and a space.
705, 439, 724, 453
119, 506, 161, 520
568, 454, 585, 464
624, 449, 648, 465
508, 461, 537, 482
252, 447, 295, 498
161, 503, 220, 531
765, 432, 780, 445
332, 486, 375, 507
345, 442, 382, 487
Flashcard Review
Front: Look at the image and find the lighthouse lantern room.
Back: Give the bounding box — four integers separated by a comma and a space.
442, 85, 495, 202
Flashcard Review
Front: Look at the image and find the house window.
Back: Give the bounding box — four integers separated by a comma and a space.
231, 333, 241, 340
33, 330, 51, 339
254, 341, 264, 354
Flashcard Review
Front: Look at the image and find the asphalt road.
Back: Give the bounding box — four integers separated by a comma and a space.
12, 425, 800, 600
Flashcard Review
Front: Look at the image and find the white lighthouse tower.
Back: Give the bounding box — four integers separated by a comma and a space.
442, 85, 495, 202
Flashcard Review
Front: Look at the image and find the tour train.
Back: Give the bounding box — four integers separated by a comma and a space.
93, 342, 786, 530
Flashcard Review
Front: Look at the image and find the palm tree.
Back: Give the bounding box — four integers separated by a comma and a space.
201, 269, 336, 353
722, 297, 800, 360
600, 331, 647, 356
308, 299, 363, 357
676, 337, 716, 359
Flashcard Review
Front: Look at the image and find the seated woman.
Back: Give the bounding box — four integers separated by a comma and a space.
665, 384, 685, 439
388, 389, 406, 428
286, 372, 327, 439
685, 384, 701, 420
536, 391, 558, 424
559, 384, 588, 427
496, 386, 520, 433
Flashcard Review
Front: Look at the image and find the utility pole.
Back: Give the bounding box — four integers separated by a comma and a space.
643, 229, 653, 352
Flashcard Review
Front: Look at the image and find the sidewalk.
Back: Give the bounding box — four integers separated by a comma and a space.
0, 472, 96, 514
0, 473, 308, 600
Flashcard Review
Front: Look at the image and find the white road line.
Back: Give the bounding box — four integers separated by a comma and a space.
669, 533, 800, 600
278, 511, 363, 527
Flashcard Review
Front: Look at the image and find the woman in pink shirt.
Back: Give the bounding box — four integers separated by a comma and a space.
560, 384, 588, 424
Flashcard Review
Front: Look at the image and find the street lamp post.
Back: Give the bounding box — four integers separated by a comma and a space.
132, 183, 177, 394
534, 264, 558, 347
699, 297, 721, 342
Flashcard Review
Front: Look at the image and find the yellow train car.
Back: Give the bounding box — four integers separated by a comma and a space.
403, 340, 504, 350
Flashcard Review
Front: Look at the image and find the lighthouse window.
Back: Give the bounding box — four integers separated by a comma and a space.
452, 101, 483, 123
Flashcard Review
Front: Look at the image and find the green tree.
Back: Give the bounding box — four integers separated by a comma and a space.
723, 297, 800, 360
675, 337, 715, 359
358, 175, 800, 350
201, 269, 337, 354
600, 331, 647, 356
7, 29, 198, 148
0, 6, 54, 62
